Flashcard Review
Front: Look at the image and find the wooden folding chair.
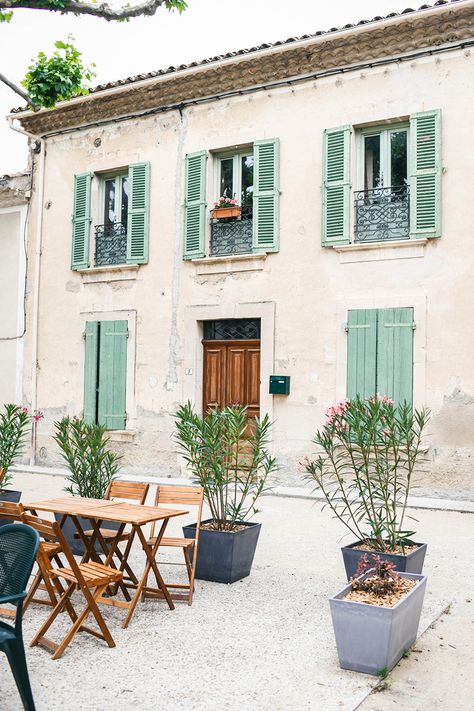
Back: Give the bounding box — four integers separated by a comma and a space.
143, 485, 203, 605
81, 480, 149, 596
22, 513, 122, 660
0, 501, 63, 617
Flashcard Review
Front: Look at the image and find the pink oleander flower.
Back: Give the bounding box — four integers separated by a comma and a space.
33, 410, 44, 422
296, 454, 312, 473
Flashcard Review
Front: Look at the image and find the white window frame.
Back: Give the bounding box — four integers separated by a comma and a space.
356, 122, 410, 191
213, 146, 253, 205
97, 170, 129, 226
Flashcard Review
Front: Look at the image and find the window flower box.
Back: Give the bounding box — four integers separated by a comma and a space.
211, 206, 241, 220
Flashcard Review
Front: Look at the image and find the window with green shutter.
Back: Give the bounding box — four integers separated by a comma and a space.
347, 307, 414, 407
322, 111, 441, 247
83, 320, 128, 430
72, 163, 150, 270
185, 139, 280, 259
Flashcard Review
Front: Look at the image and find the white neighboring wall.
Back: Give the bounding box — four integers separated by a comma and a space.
0, 175, 29, 405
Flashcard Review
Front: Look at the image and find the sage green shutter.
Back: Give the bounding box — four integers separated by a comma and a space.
71, 172, 92, 270
127, 162, 150, 264
410, 110, 441, 239
183, 151, 207, 259
376, 308, 414, 408
322, 126, 351, 246
346, 309, 377, 400
252, 138, 280, 252
98, 320, 128, 430
83, 321, 99, 424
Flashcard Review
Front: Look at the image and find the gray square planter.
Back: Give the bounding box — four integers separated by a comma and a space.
183, 519, 261, 584
0, 489, 21, 527
342, 541, 427, 580
329, 570, 427, 675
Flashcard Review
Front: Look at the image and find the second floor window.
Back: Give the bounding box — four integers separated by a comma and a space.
211, 150, 255, 257
355, 124, 409, 243
71, 162, 150, 271
183, 139, 280, 260
321, 110, 441, 248
96, 172, 129, 266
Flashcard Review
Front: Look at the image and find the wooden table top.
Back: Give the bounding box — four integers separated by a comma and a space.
25, 496, 189, 525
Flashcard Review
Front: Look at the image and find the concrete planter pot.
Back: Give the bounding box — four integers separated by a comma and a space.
54, 512, 120, 556
0, 489, 21, 527
342, 541, 427, 580
182, 519, 261, 584
329, 570, 427, 675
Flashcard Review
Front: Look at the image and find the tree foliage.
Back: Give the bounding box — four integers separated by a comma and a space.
0, 0, 187, 24
21, 39, 95, 109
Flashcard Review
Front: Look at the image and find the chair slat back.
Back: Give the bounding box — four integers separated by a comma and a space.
21, 513, 84, 583
106, 480, 149, 504
151, 485, 203, 540
0, 501, 24, 522
155, 485, 204, 507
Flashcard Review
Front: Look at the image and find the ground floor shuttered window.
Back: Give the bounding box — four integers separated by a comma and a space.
83, 320, 128, 430
346, 307, 414, 407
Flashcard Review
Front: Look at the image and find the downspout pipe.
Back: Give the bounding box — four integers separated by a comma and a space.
7, 116, 46, 466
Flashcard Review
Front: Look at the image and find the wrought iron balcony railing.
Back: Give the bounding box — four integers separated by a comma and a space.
210, 205, 253, 257
95, 222, 127, 266
354, 185, 410, 243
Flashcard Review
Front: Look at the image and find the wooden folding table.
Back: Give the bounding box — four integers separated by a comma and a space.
25, 496, 189, 628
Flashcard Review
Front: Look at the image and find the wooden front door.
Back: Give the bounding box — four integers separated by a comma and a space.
203, 340, 260, 418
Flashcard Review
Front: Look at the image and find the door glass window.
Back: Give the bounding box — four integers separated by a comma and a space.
219, 159, 234, 199
241, 155, 254, 207
364, 135, 381, 190
390, 130, 408, 188
104, 179, 116, 226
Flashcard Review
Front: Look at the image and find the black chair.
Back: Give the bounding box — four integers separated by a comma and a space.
0, 523, 40, 711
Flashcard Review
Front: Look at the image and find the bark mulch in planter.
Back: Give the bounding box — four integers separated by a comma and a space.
345, 576, 417, 607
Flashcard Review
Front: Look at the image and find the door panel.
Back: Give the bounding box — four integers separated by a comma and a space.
203, 340, 260, 417
203, 345, 226, 411
226, 346, 247, 406
246, 348, 261, 419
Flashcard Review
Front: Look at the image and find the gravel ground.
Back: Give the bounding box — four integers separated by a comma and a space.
1, 473, 472, 711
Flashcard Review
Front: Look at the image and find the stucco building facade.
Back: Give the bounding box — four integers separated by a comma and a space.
10, 1, 474, 497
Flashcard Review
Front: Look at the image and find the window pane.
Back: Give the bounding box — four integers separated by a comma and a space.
241, 155, 254, 207
219, 159, 233, 199
390, 131, 408, 188
104, 179, 116, 225
121, 176, 129, 228
364, 135, 381, 190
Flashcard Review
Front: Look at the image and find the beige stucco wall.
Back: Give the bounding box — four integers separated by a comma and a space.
0, 207, 25, 405
23, 47, 474, 497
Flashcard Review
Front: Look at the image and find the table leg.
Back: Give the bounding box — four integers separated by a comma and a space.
122, 520, 174, 629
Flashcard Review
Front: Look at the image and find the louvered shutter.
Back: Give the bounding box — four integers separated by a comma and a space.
183, 151, 207, 259
322, 126, 351, 246
376, 308, 414, 408
71, 172, 92, 270
410, 110, 441, 239
252, 138, 280, 252
346, 309, 377, 399
83, 321, 99, 424
98, 320, 128, 430
127, 162, 150, 264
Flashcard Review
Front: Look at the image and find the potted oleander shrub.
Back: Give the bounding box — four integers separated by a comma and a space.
301, 396, 430, 579
175, 403, 277, 583
0, 404, 40, 525
53, 416, 121, 554
329, 554, 427, 675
